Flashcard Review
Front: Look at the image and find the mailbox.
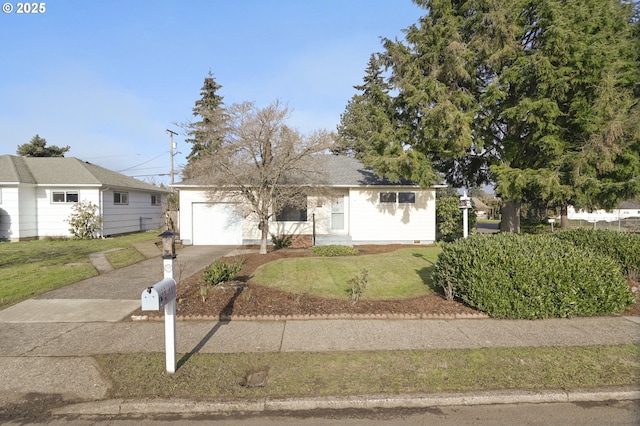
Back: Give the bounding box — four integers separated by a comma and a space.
141, 278, 177, 311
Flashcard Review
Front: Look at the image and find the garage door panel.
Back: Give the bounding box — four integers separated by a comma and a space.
192, 203, 242, 245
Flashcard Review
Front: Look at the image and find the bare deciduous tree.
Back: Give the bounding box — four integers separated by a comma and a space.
182, 100, 335, 254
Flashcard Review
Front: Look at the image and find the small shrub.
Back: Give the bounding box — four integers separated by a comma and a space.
202, 258, 245, 286
348, 269, 368, 304
311, 245, 359, 257
67, 201, 103, 239
432, 233, 635, 319
271, 234, 293, 249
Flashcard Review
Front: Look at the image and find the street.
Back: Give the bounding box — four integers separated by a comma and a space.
4, 400, 638, 426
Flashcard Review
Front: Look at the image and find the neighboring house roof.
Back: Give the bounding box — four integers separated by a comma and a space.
619, 200, 640, 209
0, 155, 167, 192
471, 197, 490, 210
175, 155, 435, 188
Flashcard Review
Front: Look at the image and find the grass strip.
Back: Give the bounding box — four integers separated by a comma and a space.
96, 345, 640, 401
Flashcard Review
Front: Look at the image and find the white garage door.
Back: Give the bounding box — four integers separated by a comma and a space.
192, 203, 243, 245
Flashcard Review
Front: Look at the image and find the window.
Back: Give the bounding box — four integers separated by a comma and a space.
398, 192, 416, 203
114, 192, 129, 205
379, 192, 397, 203
380, 191, 416, 204
275, 196, 308, 222
52, 191, 79, 203
0, 188, 2, 204
151, 194, 161, 206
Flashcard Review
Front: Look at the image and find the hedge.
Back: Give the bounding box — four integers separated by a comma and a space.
432, 233, 634, 319
552, 229, 640, 276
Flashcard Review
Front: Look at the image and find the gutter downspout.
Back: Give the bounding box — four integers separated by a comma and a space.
100, 187, 110, 238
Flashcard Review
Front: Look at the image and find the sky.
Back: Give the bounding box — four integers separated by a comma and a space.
0, 0, 424, 185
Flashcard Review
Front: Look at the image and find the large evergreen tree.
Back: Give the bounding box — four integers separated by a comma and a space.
16, 134, 70, 157
341, 0, 640, 232
184, 71, 227, 162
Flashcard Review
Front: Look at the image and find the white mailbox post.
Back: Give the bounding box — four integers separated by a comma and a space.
141, 230, 178, 373
459, 191, 472, 239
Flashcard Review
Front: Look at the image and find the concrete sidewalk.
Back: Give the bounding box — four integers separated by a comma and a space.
0, 242, 639, 418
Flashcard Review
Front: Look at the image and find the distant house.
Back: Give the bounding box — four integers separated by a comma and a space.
173, 156, 439, 246
0, 155, 169, 241
567, 201, 640, 223
471, 197, 490, 219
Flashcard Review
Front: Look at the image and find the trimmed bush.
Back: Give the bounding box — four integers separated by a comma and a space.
202, 259, 245, 285
311, 245, 359, 257
432, 233, 634, 319
271, 233, 293, 249
552, 229, 640, 277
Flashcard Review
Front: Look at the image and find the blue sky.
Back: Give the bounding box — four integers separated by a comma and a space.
0, 0, 423, 185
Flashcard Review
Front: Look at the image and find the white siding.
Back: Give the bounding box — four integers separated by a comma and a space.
0, 186, 22, 241
101, 189, 164, 236
35, 188, 99, 238
348, 187, 435, 244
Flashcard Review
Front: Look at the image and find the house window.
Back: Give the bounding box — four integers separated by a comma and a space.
52, 191, 79, 203
275, 196, 308, 222
0, 188, 2, 204
379, 192, 397, 203
398, 192, 416, 203
151, 194, 161, 206
380, 191, 416, 204
114, 192, 129, 205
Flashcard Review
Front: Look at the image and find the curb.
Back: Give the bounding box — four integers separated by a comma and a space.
133, 312, 490, 322
53, 387, 640, 416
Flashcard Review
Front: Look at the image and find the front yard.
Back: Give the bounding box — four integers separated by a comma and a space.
0, 231, 160, 309
252, 246, 440, 300
140, 244, 483, 320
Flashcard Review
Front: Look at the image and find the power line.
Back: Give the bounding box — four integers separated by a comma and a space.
117, 152, 169, 172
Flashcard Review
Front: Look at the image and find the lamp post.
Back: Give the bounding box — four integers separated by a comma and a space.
459, 191, 472, 239
159, 230, 177, 373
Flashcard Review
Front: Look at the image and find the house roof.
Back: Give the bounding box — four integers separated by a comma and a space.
619, 200, 640, 209
0, 155, 167, 192
175, 155, 430, 188
471, 197, 490, 210
320, 155, 418, 186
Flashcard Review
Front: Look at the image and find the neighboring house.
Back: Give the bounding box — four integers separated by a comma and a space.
567, 201, 640, 223
471, 197, 490, 219
173, 156, 439, 246
0, 155, 169, 241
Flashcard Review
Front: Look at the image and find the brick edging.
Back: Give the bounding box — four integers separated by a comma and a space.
134, 312, 489, 321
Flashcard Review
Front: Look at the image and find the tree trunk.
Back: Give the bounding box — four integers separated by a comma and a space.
560, 205, 570, 229
259, 219, 269, 254
500, 200, 521, 233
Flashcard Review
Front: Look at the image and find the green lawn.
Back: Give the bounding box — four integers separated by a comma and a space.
0, 231, 160, 309
252, 246, 442, 300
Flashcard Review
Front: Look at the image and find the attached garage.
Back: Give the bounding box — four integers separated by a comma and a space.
191, 203, 242, 245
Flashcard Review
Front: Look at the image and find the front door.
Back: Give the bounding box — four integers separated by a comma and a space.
331, 197, 345, 231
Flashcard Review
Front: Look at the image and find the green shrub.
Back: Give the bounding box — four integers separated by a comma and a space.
67, 201, 103, 239
202, 259, 245, 285
311, 245, 359, 257
432, 233, 634, 319
271, 234, 293, 249
552, 229, 640, 277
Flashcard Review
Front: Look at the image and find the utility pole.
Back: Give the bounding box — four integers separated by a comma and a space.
166, 129, 178, 185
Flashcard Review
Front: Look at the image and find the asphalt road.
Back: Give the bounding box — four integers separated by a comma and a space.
4, 400, 639, 425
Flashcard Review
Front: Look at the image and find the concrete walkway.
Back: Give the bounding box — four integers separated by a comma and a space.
0, 241, 638, 418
